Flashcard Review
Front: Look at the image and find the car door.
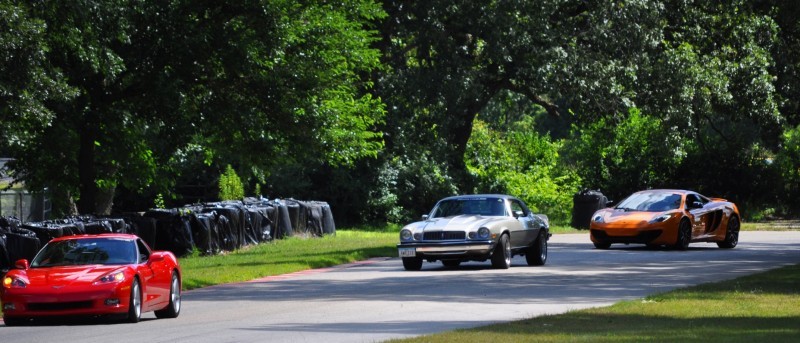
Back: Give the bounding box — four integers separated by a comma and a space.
134, 239, 165, 311
509, 199, 537, 248
685, 193, 711, 238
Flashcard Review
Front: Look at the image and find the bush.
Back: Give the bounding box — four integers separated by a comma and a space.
218, 165, 244, 201
466, 116, 581, 223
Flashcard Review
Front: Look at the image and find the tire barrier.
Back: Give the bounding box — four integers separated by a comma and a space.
0, 199, 336, 262
571, 189, 609, 230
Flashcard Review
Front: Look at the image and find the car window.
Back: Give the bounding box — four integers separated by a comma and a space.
431, 198, 505, 217
510, 200, 528, 216
136, 239, 151, 264
31, 238, 136, 267
616, 192, 682, 212
686, 194, 708, 208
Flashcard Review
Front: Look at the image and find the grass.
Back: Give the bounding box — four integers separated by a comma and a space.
387, 263, 800, 343
742, 221, 800, 231
179, 229, 397, 289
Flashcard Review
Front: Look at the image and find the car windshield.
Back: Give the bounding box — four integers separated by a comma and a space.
431, 197, 506, 217
31, 238, 136, 267
615, 192, 682, 212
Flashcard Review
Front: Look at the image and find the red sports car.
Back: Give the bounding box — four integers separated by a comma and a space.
590, 189, 740, 250
1, 234, 181, 325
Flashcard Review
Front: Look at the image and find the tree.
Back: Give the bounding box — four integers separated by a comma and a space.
0, 1, 75, 193
2, 0, 386, 215
376, 0, 666, 188
218, 165, 244, 201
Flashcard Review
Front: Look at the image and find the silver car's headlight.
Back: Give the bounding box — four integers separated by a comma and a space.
400, 229, 413, 241
477, 227, 490, 239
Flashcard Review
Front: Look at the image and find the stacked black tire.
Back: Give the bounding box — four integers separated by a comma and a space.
0, 198, 336, 268
571, 189, 609, 230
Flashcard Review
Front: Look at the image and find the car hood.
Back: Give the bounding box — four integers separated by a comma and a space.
22, 265, 126, 288
595, 209, 674, 224
416, 215, 506, 231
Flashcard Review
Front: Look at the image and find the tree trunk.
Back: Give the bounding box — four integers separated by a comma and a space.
95, 185, 116, 215
443, 87, 497, 192
77, 111, 97, 215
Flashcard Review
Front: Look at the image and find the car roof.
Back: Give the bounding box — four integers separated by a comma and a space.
633, 189, 692, 195
49, 233, 138, 243
438, 194, 518, 201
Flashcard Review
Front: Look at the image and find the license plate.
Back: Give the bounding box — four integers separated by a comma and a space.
398, 248, 416, 257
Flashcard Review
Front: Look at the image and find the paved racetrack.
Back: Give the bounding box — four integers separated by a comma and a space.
2, 231, 799, 342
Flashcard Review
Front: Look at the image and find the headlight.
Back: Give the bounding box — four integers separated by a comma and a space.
477, 227, 491, 239
649, 213, 672, 224
593, 214, 604, 223
3, 276, 26, 289
400, 229, 413, 241
96, 271, 126, 284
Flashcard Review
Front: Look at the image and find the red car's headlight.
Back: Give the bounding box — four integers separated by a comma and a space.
95, 271, 126, 284
3, 276, 27, 289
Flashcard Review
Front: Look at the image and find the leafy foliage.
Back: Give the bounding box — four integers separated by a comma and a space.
467, 115, 581, 222
3, 1, 800, 222
565, 108, 686, 201
218, 165, 244, 201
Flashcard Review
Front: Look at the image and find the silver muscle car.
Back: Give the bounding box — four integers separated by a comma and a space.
397, 194, 550, 271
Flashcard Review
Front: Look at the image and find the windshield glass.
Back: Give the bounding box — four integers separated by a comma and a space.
431, 197, 506, 218
31, 238, 136, 267
615, 192, 682, 212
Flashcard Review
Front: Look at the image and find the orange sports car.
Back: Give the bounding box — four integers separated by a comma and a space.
589, 189, 740, 250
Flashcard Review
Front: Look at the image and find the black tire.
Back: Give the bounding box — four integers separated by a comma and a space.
526, 230, 548, 266
593, 241, 611, 249
717, 216, 740, 249
155, 271, 181, 319
402, 257, 423, 271
441, 260, 461, 268
491, 234, 511, 269
127, 278, 142, 323
674, 219, 692, 250
3, 317, 26, 326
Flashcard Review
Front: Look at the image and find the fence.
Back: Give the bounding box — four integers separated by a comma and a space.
0, 190, 51, 222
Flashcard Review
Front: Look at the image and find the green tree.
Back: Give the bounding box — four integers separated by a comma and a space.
218, 165, 244, 201
1, 0, 386, 215
467, 114, 581, 222
565, 108, 685, 200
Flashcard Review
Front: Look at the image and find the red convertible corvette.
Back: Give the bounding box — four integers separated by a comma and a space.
590, 189, 740, 250
1, 234, 181, 325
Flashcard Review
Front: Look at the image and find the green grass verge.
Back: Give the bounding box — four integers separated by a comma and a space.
387, 263, 800, 343
179, 229, 396, 290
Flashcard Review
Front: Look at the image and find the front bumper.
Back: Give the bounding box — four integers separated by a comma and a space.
590, 229, 664, 244
1, 284, 130, 319
397, 240, 494, 260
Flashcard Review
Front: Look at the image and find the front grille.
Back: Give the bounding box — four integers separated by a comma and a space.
423, 231, 466, 241
27, 301, 93, 311
591, 229, 663, 243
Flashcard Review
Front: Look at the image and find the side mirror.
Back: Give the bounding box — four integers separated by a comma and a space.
15, 259, 30, 270
513, 210, 524, 218
421, 214, 429, 221
149, 252, 166, 263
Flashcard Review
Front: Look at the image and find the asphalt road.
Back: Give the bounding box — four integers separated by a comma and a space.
2, 231, 800, 342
